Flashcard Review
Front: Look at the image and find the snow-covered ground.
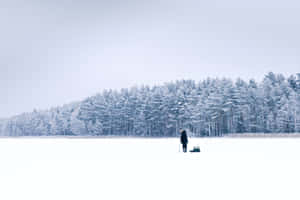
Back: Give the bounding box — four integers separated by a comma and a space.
0, 137, 300, 200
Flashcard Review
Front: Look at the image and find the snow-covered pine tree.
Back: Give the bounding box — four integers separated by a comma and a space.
2, 73, 300, 136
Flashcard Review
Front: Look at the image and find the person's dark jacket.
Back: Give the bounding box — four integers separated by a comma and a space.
180, 131, 188, 145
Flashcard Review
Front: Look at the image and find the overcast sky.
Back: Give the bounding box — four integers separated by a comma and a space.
1, 0, 299, 118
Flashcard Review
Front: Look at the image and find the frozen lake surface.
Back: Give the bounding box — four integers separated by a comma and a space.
0, 137, 300, 200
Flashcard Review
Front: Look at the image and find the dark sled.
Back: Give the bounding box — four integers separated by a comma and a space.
190, 146, 201, 153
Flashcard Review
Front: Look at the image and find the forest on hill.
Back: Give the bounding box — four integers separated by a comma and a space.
1, 72, 300, 137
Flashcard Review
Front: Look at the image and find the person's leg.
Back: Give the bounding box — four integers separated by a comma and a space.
183, 144, 187, 153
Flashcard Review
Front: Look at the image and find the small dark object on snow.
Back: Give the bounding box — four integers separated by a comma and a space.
190, 146, 201, 153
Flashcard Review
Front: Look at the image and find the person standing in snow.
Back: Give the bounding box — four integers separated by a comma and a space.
180, 129, 188, 153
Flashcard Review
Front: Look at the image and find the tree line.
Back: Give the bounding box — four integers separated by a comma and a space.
1, 72, 300, 137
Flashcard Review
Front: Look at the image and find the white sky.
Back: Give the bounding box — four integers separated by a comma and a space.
1, 0, 299, 118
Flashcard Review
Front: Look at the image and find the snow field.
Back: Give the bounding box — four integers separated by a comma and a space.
0, 138, 299, 200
